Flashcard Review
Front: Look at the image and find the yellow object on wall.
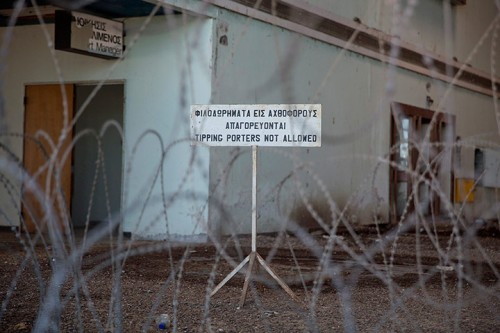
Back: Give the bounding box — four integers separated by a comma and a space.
455, 178, 475, 203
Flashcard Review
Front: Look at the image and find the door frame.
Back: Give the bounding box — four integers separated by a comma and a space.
22, 81, 126, 233
389, 102, 456, 224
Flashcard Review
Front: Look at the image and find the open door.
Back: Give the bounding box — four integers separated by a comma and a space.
22, 84, 74, 233
389, 102, 455, 224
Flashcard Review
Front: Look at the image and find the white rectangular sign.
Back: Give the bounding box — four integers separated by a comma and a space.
71, 12, 123, 58
55, 10, 124, 59
191, 104, 321, 147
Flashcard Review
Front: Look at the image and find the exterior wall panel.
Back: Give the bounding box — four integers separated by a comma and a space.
210, 4, 500, 235
0, 15, 213, 240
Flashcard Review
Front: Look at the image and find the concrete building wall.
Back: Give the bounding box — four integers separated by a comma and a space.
295, 0, 500, 74
0, 1, 498, 239
209, 3, 500, 236
0, 14, 213, 240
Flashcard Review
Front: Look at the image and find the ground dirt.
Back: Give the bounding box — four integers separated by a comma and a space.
0, 227, 499, 332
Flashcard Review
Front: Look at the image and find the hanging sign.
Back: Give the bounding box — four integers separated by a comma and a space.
55, 10, 124, 59
191, 104, 321, 147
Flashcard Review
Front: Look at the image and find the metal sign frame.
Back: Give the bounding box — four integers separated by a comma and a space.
191, 104, 322, 307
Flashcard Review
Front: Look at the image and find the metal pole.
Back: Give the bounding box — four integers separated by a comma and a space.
213, 145, 300, 306
252, 145, 257, 253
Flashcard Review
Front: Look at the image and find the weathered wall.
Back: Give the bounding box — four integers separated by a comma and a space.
298, 0, 500, 74
209, 1, 500, 236
0, 15, 213, 240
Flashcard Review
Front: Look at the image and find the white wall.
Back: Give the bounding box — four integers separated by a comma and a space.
209, 6, 499, 235
0, 14, 213, 240
210, 10, 389, 235
299, 0, 500, 75
454, 0, 500, 75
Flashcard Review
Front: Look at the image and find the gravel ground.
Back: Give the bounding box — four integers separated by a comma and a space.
0, 227, 498, 332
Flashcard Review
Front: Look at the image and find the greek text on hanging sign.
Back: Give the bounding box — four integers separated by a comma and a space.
55, 10, 124, 59
191, 104, 321, 147
72, 12, 123, 58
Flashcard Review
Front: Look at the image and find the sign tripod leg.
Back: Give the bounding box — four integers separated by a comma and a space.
210, 146, 301, 307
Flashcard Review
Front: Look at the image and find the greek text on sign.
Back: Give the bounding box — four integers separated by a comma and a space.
191, 104, 321, 147
55, 10, 124, 59
72, 12, 123, 58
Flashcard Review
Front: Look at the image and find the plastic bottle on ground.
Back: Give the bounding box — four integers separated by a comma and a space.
156, 313, 170, 330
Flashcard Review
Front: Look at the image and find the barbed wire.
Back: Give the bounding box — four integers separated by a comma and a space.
0, 0, 499, 332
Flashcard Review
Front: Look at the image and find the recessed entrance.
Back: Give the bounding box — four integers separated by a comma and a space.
389, 102, 456, 224
22, 83, 124, 233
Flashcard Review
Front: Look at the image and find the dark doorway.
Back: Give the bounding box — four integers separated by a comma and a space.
71, 84, 124, 229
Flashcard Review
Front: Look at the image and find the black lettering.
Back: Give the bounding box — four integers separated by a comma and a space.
95, 43, 122, 56
282, 134, 317, 142
92, 31, 122, 45
92, 21, 106, 31
264, 134, 278, 142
